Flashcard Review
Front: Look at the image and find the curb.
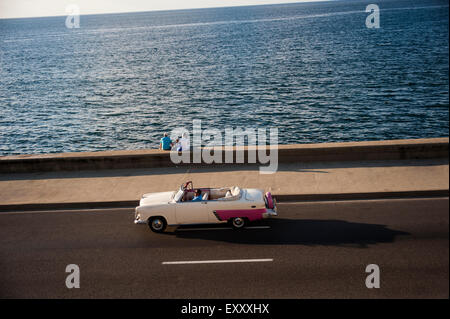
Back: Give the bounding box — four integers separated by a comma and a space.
0, 190, 448, 212
274, 190, 449, 202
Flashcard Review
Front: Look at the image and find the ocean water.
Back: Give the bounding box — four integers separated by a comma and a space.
0, 0, 448, 155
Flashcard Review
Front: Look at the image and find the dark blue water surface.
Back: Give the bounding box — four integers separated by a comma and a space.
0, 0, 448, 155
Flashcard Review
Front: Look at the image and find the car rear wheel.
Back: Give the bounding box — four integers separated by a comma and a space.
148, 217, 167, 233
230, 217, 247, 230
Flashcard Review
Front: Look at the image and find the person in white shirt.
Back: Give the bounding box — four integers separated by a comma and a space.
173, 138, 182, 152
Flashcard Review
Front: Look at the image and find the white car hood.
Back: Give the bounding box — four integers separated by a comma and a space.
140, 191, 174, 206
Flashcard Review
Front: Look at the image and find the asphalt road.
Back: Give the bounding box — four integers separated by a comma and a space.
0, 198, 448, 298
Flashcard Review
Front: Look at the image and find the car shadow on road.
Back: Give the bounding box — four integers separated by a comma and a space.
168, 218, 410, 248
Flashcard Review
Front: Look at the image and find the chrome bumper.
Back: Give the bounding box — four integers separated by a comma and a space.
263, 208, 277, 218
134, 208, 147, 224
134, 218, 147, 225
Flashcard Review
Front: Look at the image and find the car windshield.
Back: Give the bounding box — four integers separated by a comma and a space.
172, 185, 184, 202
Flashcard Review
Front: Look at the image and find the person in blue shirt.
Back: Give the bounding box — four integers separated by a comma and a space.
191, 189, 203, 202
159, 133, 172, 151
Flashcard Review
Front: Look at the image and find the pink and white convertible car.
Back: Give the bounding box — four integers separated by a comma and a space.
134, 181, 277, 232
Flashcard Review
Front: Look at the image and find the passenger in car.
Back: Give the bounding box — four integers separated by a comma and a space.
191, 189, 203, 202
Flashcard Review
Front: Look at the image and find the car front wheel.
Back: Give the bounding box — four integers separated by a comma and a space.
230, 217, 247, 230
148, 217, 167, 233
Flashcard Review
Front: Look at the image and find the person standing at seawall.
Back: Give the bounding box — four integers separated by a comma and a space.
159, 133, 172, 151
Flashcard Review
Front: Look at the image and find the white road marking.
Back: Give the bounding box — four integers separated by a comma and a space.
176, 226, 271, 231
246, 226, 271, 229
162, 258, 273, 265
0, 207, 133, 215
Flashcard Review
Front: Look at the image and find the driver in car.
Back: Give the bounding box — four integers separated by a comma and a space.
191, 189, 203, 202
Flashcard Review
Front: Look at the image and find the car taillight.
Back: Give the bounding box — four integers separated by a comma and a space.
265, 192, 274, 209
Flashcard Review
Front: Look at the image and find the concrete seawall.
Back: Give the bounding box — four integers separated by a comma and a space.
0, 137, 448, 174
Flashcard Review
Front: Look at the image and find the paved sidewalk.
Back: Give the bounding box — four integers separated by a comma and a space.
0, 159, 448, 207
